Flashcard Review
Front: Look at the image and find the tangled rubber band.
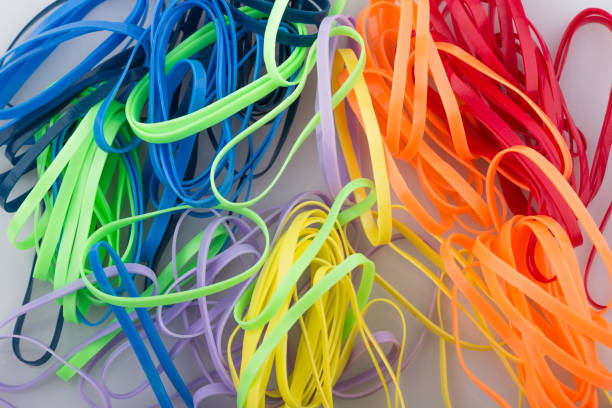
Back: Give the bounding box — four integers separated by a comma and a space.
439, 146, 612, 407
332, 1, 612, 406
0, 0, 611, 407
1, 0, 325, 341
0, 183, 432, 407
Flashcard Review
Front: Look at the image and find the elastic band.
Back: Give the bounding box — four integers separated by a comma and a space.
229, 179, 405, 408
11, 257, 64, 366
0, 189, 410, 407
427, 1, 612, 242
0, 0, 148, 120
350, 0, 611, 245
124, 7, 309, 143
207, 17, 368, 211
89, 242, 193, 408
239, 0, 330, 24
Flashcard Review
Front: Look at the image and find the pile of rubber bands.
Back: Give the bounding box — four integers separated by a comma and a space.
0, 0, 610, 406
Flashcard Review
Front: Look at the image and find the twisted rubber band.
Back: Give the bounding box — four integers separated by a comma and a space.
428, 1, 612, 244
0, 0, 148, 120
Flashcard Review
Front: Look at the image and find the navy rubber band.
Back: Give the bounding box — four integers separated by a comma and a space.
229, 6, 318, 46
6, 0, 68, 49
0, 68, 147, 212
238, 0, 330, 24
0, 46, 147, 147
11, 257, 64, 367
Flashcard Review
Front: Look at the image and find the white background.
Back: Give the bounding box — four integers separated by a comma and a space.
0, 0, 610, 407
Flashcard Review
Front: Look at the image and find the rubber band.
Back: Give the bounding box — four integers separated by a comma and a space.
551, 7, 612, 307
314, 10, 509, 343
334, 91, 612, 405
427, 1, 612, 242
312, 28, 529, 408
139, 2, 299, 208
0, 3, 419, 407
441, 207, 612, 406
208, 16, 368, 212
228, 0, 332, 46
1, 205, 255, 404
11, 257, 64, 367
1, 1, 610, 408
331, 3, 612, 406
4, 0, 68, 57
0, 0, 148, 120
90, 241, 194, 408
348, 0, 594, 240
1, 0, 310, 323
1, 187, 413, 407
0, 0, 159, 340
228, 179, 405, 408
0, 5, 322, 401
5, 101, 145, 323
239, 0, 330, 25
124, 7, 310, 143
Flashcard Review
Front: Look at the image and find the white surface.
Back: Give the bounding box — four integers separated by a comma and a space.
0, 0, 610, 407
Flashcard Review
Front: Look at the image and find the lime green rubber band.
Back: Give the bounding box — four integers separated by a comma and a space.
231, 179, 377, 408
236, 254, 374, 408
262, 0, 347, 87
78, 205, 269, 308
57, 224, 228, 380
7, 100, 142, 323
209, 25, 366, 210
233, 178, 376, 331
125, 7, 309, 143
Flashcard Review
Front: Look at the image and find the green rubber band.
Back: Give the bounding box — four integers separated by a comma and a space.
60, 176, 375, 380
7, 100, 141, 323
329, 0, 347, 15
78, 204, 269, 308
124, 7, 309, 143
209, 25, 366, 210
233, 179, 377, 408
262, 0, 347, 87
233, 178, 376, 331
57, 225, 228, 380
237, 254, 374, 408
